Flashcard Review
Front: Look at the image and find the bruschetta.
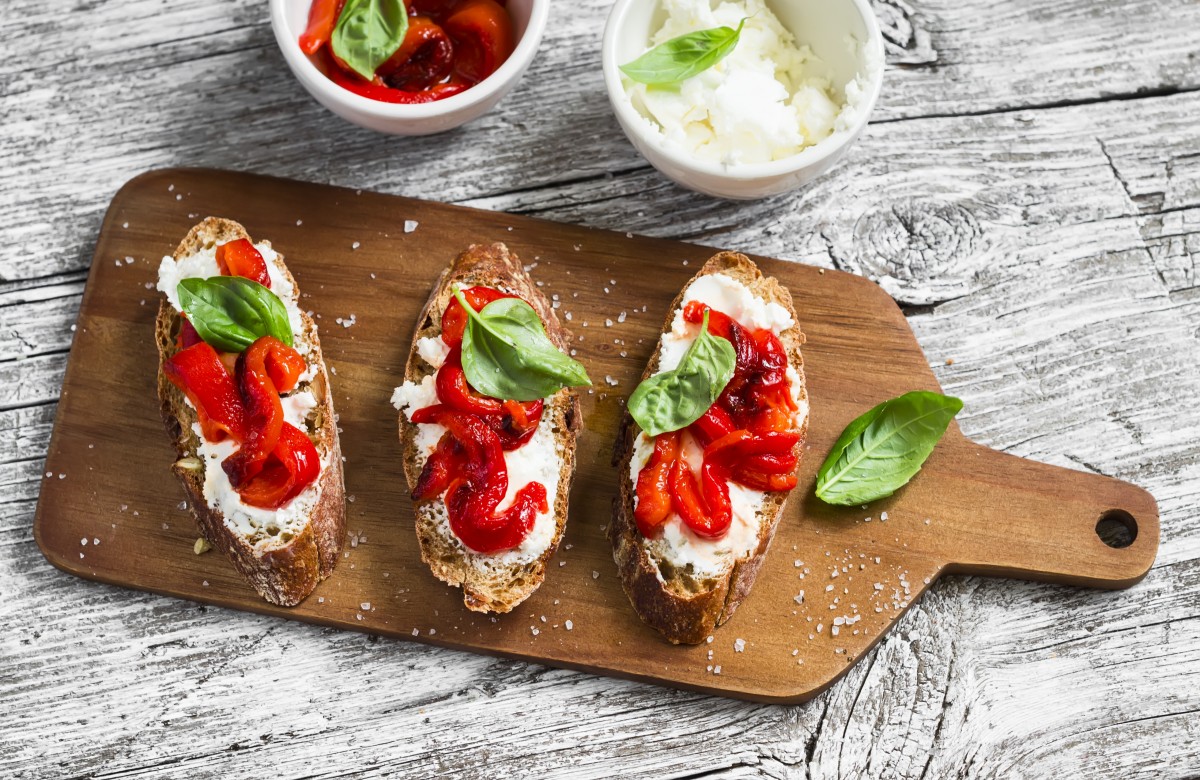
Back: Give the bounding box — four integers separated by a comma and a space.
391, 243, 588, 613
610, 252, 809, 644
155, 218, 345, 606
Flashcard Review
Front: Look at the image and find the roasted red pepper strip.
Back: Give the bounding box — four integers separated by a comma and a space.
670, 458, 725, 538
439, 286, 518, 348
482, 398, 543, 450
634, 430, 681, 537
163, 342, 246, 442
436, 349, 504, 415
730, 467, 798, 492
177, 318, 204, 350
223, 337, 294, 488
299, 0, 344, 55
412, 431, 463, 501
411, 405, 547, 553
236, 423, 321, 509
378, 16, 455, 91
688, 405, 736, 448
444, 0, 515, 84
324, 53, 469, 103
215, 239, 271, 288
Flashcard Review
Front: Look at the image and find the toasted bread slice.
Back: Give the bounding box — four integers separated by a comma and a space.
609, 252, 809, 644
394, 243, 581, 614
155, 218, 345, 606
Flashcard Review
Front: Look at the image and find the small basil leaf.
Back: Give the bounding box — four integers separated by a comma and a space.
331, 0, 409, 81
458, 292, 592, 402
627, 310, 736, 437
815, 391, 963, 506
177, 277, 293, 353
620, 18, 746, 86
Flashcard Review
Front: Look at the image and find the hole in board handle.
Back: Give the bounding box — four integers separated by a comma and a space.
1096, 509, 1137, 549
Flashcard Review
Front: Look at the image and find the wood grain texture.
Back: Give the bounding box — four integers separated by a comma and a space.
2, 0, 1199, 776
34, 168, 1158, 702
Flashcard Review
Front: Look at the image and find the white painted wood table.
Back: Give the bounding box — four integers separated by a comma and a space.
3, 0, 1199, 777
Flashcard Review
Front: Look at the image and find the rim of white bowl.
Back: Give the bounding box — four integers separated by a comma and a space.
270, 0, 550, 120
601, 0, 885, 182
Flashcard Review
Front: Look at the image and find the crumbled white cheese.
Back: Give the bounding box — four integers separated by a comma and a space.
623, 0, 873, 166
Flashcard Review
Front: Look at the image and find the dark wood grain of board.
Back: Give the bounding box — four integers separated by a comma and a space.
34, 168, 1159, 703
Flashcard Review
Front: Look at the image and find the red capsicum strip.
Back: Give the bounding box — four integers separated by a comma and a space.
411, 405, 547, 553
299, 0, 343, 55
215, 238, 271, 288
222, 338, 292, 488
164, 342, 246, 442
634, 430, 680, 537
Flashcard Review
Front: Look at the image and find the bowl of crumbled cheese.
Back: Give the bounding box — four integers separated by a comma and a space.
602, 0, 884, 200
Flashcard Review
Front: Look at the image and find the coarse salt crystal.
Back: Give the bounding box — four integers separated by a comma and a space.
734, 638, 745, 652
565, 620, 573, 630
404, 220, 419, 233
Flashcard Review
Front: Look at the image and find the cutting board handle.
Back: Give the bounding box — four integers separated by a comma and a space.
940, 441, 1159, 588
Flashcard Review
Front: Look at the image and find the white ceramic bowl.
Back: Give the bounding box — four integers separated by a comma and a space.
602, 0, 884, 200
271, 0, 549, 135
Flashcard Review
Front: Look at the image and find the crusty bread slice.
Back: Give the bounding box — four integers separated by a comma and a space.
398, 243, 581, 614
155, 218, 345, 607
609, 252, 809, 644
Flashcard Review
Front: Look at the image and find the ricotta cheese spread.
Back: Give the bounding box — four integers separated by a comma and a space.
624, 0, 876, 165
630, 272, 809, 579
157, 240, 328, 543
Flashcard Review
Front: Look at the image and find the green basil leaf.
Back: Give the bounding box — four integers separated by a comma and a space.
815, 391, 963, 506
458, 292, 592, 402
331, 0, 409, 81
627, 310, 736, 437
620, 18, 746, 86
177, 277, 293, 353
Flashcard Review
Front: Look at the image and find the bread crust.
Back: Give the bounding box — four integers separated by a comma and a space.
608, 252, 809, 644
398, 243, 582, 614
155, 218, 346, 607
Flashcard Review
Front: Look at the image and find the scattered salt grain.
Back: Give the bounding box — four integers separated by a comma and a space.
352, 241, 361, 250
592, 570, 599, 579
712, 665, 721, 675
565, 620, 573, 631
361, 602, 371, 610
734, 638, 745, 653
794, 591, 805, 605
404, 220, 419, 233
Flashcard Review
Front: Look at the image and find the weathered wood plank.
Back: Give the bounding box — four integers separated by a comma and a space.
3, 0, 1200, 776
3, 0, 1200, 281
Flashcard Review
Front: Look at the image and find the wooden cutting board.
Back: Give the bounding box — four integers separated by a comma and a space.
35, 168, 1159, 703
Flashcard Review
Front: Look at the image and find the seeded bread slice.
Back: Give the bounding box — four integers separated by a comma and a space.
398, 243, 582, 614
609, 252, 809, 644
155, 218, 345, 607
